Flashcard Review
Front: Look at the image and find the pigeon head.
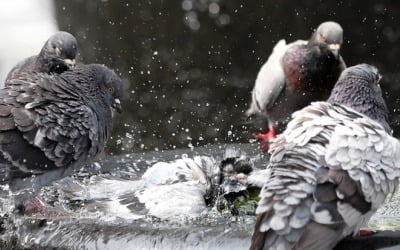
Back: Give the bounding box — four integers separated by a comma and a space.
311, 21, 343, 57
328, 64, 390, 133
219, 155, 254, 194
92, 64, 124, 113
61, 64, 123, 113
42, 31, 78, 72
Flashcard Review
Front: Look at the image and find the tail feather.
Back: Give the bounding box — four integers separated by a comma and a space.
250, 213, 268, 250
294, 222, 344, 250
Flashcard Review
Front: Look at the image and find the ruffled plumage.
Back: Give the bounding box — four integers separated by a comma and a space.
251, 64, 400, 250
0, 64, 123, 192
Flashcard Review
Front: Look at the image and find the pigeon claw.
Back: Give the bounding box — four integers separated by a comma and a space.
255, 128, 276, 152
20, 197, 46, 214
358, 229, 375, 237
255, 129, 276, 141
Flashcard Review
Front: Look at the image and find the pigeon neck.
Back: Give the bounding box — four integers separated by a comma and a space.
61, 66, 113, 150
307, 33, 337, 53
36, 51, 67, 74
35, 53, 50, 72
308, 32, 319, 46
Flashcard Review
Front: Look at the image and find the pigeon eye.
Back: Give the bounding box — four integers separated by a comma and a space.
107, 87, 114, 94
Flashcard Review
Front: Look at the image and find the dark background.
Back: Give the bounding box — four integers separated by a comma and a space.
54, 0, 400, 155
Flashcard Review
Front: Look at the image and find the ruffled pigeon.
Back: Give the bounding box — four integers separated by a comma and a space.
5, 31, 78, 82
0, 64, 123, 198
250, 64, 400, 250
246, 21, 346, 150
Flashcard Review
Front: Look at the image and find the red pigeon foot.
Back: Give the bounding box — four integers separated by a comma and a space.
358, 229, 375, 237
256, 128, 277, 141
21, 197, 46, 214
255, 128, 276, 151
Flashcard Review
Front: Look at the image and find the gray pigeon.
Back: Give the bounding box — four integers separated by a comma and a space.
250, 64, 400, 250
245, 21, 346, 149
0, 64, 123, 194
5, 31, 78, 82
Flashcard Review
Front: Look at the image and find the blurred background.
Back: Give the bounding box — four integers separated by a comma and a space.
1, 0, 400, 155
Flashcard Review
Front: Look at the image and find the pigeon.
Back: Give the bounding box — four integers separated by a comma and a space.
5, 31, 78, 82
52, 150, 264, 221
250, 64, 400, 250
0, 63, 123, 197
245, 21, 346, 150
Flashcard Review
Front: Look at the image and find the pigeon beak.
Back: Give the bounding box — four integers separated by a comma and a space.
112, 98, 122, 113
328, 44, 341, 57
64, 59, 76, 68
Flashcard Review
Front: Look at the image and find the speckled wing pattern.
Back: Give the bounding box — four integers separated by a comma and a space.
0, 73, 101, 181
253, 101, 400, 250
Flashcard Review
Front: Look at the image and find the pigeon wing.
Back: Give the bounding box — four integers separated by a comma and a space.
314, 104, 400, 224
0, 74, 101, 180
246, 39, 307, 118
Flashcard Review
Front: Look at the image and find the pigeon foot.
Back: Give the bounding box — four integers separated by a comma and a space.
255, 128, 276, 151
18, 197, 46, 214
358, 229, 375, 237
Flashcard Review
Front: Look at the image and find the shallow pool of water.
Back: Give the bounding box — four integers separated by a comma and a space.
1, 143, 400, 249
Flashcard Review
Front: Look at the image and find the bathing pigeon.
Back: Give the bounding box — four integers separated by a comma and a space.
0, 63, 123, 194
5, 31, 78, 82
251, 64, 400, 250
52, 150, 262, 220
245, 21, 346, 150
